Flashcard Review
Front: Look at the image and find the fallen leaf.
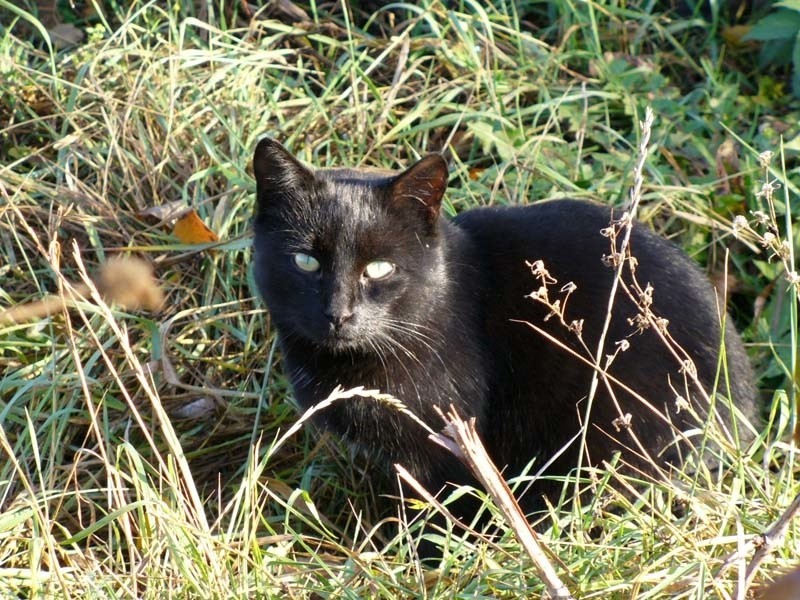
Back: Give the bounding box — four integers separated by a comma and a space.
138, 200, 190, 223
170, 397, 218, 420
469, 167, 485, 181
98, 256, 164, 311
0, 256, 163, 325
49, 23, 84, 49
250, 0, 310, 23
173, 209, 219, 245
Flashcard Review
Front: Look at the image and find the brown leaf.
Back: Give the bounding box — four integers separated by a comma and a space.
97, 256, 164, 311
468, 167, 485, 181
173, 209, 219, 245
0, 257, 163, 325
49, 23, 84, 49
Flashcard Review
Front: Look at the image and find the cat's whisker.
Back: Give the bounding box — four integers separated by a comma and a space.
365, 337, 392, 392
375, 328, 450, 396
372, 333, 426, 404
383, 326, 441, 349
377, 327, 431, 365
290, 363, 316, 388
378, 320, 449, 373
372, 330, 420, 367
382, 317, 440, 336
379, 319, 441, 348
382, 317, 442, 339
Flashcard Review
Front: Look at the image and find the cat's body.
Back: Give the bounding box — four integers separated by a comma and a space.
252, 139, 756, 519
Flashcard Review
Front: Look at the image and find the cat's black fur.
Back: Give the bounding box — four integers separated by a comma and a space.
252, 138, 756, 520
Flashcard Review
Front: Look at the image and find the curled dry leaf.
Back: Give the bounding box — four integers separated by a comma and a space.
98, 256, 164, 311
170, 397, 219, 420
721, 25, 753, 48
0, 256, 163, 325
715, 138, 743, 194
138, 199, 190, 224
250, 0, 310, 24
49, 23, 85, 49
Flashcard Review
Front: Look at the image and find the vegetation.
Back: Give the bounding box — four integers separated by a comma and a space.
0, 0, 798, 597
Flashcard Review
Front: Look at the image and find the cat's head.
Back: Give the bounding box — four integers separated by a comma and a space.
252, 138, 449, 353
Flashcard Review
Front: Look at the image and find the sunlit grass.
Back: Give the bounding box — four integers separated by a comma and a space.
0, 0, 798, 597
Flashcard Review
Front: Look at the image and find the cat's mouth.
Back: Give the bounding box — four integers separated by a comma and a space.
322, 334, 365, 353
317, 324, 365, 352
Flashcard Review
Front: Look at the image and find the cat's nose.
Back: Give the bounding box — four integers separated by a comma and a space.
324, 308, 353, 330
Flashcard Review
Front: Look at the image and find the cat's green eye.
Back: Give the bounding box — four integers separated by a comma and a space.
294, 253, 320, 273
364, 260, 395, 280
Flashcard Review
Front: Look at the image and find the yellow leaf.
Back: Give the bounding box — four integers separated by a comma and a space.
173, 210, 219, 244
468, 167, 485, 181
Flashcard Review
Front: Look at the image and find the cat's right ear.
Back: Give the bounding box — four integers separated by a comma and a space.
388, 154, 449, 226
253, 137, 314, 209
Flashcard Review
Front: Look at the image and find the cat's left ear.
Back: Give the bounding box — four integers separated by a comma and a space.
388, 154, 449, 225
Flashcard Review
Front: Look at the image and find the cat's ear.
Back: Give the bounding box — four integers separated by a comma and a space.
253, 137, 313, 208
388, 154, 449, 225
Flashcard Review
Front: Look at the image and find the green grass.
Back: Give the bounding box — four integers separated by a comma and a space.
1, 0, 798, 597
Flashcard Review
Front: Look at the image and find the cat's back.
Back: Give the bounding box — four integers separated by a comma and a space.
455, 199, 650, 260
453, 199, 706, 291
452, 198, 755, 424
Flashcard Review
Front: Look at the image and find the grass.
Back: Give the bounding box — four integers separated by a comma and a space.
1, 0, 799, 597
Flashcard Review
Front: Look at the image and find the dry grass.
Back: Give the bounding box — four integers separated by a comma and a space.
1, 0, 799, 597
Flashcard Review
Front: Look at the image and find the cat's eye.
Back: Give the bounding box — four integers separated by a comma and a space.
364, 260, 395, 280
293, 253, 320, 273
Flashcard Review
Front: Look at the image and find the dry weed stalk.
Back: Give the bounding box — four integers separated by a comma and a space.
297, 386, 575, 595
731, 151, 798, 293
432, 407, 575, 600
732, 150, 799, 446
524, 107, 671, 488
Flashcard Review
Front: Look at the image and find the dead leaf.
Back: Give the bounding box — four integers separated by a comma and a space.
250, 0, 310, 24
138, 200, 191, 224
49, 23, 84, 49
173, 210, 219, 245
98, 256, 164, 311
170, 397, 219, 420
0, 256, 163, 325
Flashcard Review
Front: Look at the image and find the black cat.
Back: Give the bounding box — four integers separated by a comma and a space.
252, 138, 756, 525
